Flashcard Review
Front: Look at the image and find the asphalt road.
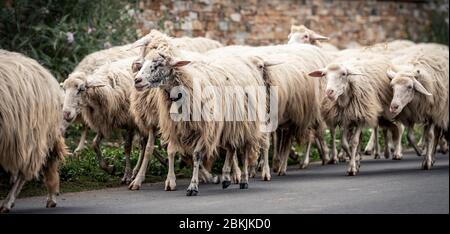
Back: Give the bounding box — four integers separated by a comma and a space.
8, 152, 449, 214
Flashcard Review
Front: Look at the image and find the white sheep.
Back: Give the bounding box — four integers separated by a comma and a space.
309, 52, 401, 175
0, 50, 68, 213
387, 45, 449, 169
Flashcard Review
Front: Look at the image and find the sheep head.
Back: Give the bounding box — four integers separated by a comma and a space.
309, 63, 361, 101
387, 66, 432, 116
134, 52, 190, 90
288, 25, 329, 45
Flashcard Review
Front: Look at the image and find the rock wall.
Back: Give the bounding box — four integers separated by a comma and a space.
136, 0, 439, 48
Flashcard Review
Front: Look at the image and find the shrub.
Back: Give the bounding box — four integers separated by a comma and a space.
0, 0, 139, 81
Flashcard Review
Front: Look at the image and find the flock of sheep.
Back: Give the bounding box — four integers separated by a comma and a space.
0, 24, 448, 213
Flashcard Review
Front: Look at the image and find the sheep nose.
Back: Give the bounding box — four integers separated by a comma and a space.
325, 89, 334, 97
63, 111, 72, 121
390, 103, 399, 112
134, 77, 143, 84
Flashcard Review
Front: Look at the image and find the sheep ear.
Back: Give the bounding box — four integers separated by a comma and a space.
170, 60, 191, 68
308, 69, 326, 77
413, 79, 432, 96
128, 34, 152, 51
386, 69, 397, 80
311, 32, 329, 41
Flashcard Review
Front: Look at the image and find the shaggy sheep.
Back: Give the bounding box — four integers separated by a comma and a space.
309, 52, 401, 175
132, 30, 269, 195
287, 25, 339, 52
387, 46, 449, 169
63, 44, 140, 155
62, 58, 138, 183
127, 32, 226, 190
0, 50, 68, 213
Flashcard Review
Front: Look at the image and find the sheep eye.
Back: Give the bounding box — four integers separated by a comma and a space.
304, 35, 308, 38
132, 62, 142, 73
341, 72, 346, 76
407, 85, 413, 89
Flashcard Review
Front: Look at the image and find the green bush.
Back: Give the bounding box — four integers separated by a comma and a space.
0, 0, 139, 81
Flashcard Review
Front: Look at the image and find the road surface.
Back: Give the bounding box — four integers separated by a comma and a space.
8, 152, 449, 213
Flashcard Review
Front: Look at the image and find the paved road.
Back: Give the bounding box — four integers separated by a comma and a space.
9, 152, 449, 214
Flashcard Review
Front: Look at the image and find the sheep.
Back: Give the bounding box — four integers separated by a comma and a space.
287, 25, 339, 52
62, 58, 139, 183
0, 50, 68, 213
386, 46, 449, 170
132, 30, 269, 195
364, 43, 447, 157
206, 43, 334, 175
309, 52, 401, 175
127, 33, 226, 190
253, 53, 330, 175
63, 44, 140, 155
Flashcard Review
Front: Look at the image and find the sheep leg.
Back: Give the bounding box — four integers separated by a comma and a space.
422, 124, 435, 170
364, 127, 376, 156
329, 126, 339, 163
271, 131, 280, 173
121, 130, 134, 184
261, 136, 271, 181
0, 174, 26, 213
438, 136, 449, 154
240, 149, 250, 189
73, 123, 88, 157
221, 149, 235, 189
347, 127, 362, 176
392, 123, 403, 160
373, 126, 381, 159
131, 135, 147, 180
300, 140, 312, 169
316, 131, 330, 165
165, 142, 177, 191
407, 126, 423, 156
231, 153, 242, 184
382, 128, 391, 159
129, 131, 154, 190
340, 128, 351, 164
43, 156, 60, 208
186, 146, 204, 196
93, 133, 115, 174
199, 163, 219, 184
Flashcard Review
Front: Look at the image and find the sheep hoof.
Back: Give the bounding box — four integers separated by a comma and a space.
239, 183, 248, 189
262, 174, 271, 181
277, 171, 286, 176
222, 180, 231, 189
0, 206, 10, 214
364, 150, 373, 156
384, 153, 391, 159
421, 160, 432, 170
374, 153, 381, 159
129, 184, 141, 191
327, 158, 338, 165
46, 200, 57, 208
347, 171, 357, 176
164, 179, 176, 191
299, 163, 308, 169
392, 155, 402, 160
212, 175, 220, 184
186, 189, 198, 196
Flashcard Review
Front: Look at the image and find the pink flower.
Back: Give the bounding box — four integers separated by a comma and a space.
66, 32, 75, 44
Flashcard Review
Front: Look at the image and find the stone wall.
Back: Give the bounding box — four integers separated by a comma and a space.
136, 0, 440, 48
